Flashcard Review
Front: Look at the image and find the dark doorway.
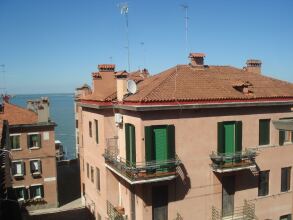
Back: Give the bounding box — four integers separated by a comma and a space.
222, 175, 235, 217
152, 185, 168, 220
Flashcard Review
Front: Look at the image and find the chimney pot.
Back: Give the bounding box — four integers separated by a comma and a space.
246, 59, 262, 74
189, 53, 206, 66
98, 64, 115, 72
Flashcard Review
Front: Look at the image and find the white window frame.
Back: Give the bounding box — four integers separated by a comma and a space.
13, 186, 26, 201
30, 184, 43, 199
10, 134, 21, 151
30, 159, 41, 175
28, 133, 41, 149
12, 160, 24, 177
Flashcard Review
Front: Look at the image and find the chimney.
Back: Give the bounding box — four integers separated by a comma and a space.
245, 59, 262, 74
189, 53, 205, 66
27, 97, 50, 123
115, 71, 128, 102
98, 64, 115, 72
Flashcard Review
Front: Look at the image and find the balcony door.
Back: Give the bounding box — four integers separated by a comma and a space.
218, 121, 242, 157
224, 122, 235, 155
125, 123, 136, 166
152, 185, 168, 220
145, 125, 175, 171
222, 175, 235, 217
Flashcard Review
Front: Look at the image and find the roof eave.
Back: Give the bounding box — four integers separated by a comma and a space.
77, 99, 293, 112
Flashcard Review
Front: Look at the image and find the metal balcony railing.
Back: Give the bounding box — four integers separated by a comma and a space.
103, 138, 181, 183
212, 200, 258, 220
210, 149, 257, 172
107, 201, 127, 220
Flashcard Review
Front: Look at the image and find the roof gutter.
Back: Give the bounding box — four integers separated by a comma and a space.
78, 100, 293, 111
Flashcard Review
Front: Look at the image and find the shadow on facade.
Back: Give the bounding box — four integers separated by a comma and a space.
22, 207, 93, 220
57, 159, 81, 206
214, 169, 258, 191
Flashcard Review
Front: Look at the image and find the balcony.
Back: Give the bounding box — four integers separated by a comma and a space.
212, 200, 258, 220
210, 149, 257, 173
107, 201, 128, 220
103, 138, 181, 184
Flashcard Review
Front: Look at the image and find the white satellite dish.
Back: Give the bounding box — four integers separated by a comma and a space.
127, 80, 137, 94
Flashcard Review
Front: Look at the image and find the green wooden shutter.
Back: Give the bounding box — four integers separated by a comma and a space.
125, 124, 130, 163
154, 127, 168, 162
259, 119, 270, 145
145, 126, 153, 162
40, 185, 44, 198
130, 124, 136, 165
38, 134, 42, 148
235, 121, 242, 152
279, 130, 285, 146
217, 122, 224, 153
167, 125, 175, 160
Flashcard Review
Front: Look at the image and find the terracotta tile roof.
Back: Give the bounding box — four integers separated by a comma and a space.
124, 65, 293, 103
82, 69, 149, 102
0, 102, 38, 125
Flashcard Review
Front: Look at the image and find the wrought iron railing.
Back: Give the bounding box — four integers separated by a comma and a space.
210, 149, 257, 171
212, 200, 258, 220
107, 201, 128, 220
103, 138, 181, 182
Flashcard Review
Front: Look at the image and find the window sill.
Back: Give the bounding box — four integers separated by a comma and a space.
257, 190, 292, 200
32, 172, 41, 176
14, 174, 24, 177
18, 198, 25, 202
11, 148, 22, 151
29, 147, 41, 150
33, 196, 42, 200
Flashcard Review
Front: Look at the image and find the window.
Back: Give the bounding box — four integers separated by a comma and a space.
89, 121, 92, 137
95, 120, 99, 144
30, 160, 42, 175
280, 130, 293, 146
258, 170, 270, 196
96, 167, 100, 191
86, 163, 89, 178
280, 214, 292, 220
217, 121, 242, 154
28, 134, 41, 149
30, 185, 44, 199
91, 166, 94, 183
10, 135, 20, 150
14, 187, 28, 201
281, 167, 291, 192
259, 119, 270, 146
12, 161, 25, 177
76, 119, 78, 128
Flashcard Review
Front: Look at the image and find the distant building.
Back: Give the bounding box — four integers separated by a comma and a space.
0, 97, 58, 210
76, 55, 293, 220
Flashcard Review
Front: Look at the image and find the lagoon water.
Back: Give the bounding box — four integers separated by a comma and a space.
11, 93, 76, 159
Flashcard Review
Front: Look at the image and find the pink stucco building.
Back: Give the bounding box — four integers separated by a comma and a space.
75, 54, 293, 220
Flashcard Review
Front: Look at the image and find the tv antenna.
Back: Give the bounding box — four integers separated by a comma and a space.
118, 2, 130, 72
0, 64, 6, 94
181, 4, 189, 55
140, 42, 146, 68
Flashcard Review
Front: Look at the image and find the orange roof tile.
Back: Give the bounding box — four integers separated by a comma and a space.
124, 65, 293, 103
0, 102, 38, 125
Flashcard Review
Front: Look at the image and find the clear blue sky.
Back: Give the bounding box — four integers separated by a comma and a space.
0, 0, 293, 94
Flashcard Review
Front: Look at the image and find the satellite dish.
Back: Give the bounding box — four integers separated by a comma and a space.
127, 80, 137, 94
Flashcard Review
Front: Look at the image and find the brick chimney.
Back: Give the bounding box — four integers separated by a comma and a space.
27, 97, 50, 123
245, 59, 262, 74
189, 53, 206, 66
115, 71, 128, 102
91, 64, 117, 96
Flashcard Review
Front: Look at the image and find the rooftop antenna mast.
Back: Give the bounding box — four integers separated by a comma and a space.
140, 42, 146, 68
0, 64, 6, 94
181, 4, 189, 55
118, 2, 130, 72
